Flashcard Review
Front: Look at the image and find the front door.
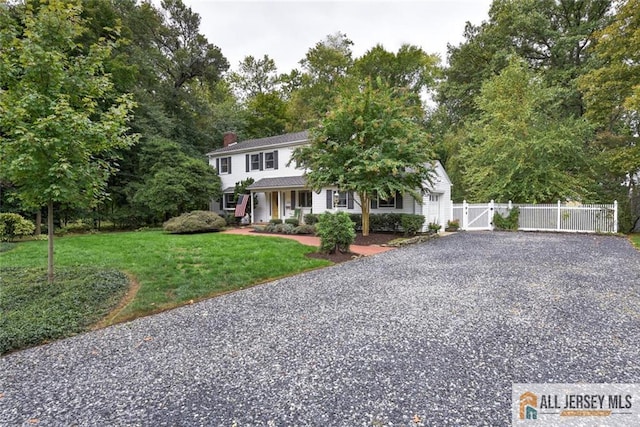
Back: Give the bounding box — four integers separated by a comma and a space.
271, 192, 279, 220
427, 193, 441, 224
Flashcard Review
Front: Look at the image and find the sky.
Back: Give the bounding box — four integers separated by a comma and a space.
177, 0, 494, 73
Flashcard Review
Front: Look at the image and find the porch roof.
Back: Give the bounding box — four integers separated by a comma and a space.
247, 176, 307, 191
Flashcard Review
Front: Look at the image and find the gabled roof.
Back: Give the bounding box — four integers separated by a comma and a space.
206, 130, 309, 156
246, 176, 307, 190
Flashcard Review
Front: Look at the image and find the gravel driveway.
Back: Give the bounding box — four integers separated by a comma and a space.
2, 232, 640, 426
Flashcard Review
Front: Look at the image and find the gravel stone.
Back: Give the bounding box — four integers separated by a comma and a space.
1, 232, 640, 426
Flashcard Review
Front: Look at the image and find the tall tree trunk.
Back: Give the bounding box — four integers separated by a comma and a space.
360, 192, 370, 236
48, 200, 54, 284
35, 209, 41, 236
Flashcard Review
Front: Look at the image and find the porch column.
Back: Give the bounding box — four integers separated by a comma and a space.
250, 191, 254, 224
277, 191, 282, 219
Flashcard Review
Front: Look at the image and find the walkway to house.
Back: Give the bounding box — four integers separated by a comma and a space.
222, 226, 396, 256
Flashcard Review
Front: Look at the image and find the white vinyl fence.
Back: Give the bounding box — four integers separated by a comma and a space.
452, 200, 618, 234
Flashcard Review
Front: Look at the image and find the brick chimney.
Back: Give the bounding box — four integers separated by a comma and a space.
223, 132, 237, 148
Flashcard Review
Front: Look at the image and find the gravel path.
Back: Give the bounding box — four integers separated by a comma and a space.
2, 232, 640, 426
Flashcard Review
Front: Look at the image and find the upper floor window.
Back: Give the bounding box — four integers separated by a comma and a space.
250, 154, 260, 171
245, 151, 278, 172
265, 151, 276, 169
217, 156, 231, 174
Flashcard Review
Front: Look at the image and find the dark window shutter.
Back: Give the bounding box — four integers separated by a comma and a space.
219, 197, 223, 210
347, 192, 354, 209
291, 191, 296, 208
227, 157, 231, 174
326, 190, 332, 209
216, 158, 220, 173
395, 191, 403, 209
245, 154, 249, 172
371, 197, 378, 209
273, 151, 279, 169
259, 152, 264, 170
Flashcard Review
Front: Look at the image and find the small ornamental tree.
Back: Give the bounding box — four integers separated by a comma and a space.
315, 212, 355, 254
290, 78, 435, 235
0, 1, 137, 282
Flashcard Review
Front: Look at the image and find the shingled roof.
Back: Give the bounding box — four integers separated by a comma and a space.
206, 130, 309, 155
246, 176, 308, 190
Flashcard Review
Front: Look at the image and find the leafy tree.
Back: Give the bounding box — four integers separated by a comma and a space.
131, 137, 221, 221
353, 44, 440, 98
291, 79, 435, 236
460, 58, 593, 203
244, 92, 288, 138
229, 54, 279, 100
0, 0, 137, 282
578, 0, 640, 230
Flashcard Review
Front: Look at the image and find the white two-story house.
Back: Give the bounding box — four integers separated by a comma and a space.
206, 130, 453, 231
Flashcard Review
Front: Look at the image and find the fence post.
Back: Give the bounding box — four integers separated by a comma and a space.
489, 199, 495, 230
614, 200, 618, 233
508, 200, 512, 210
462, 200, 468, 230
557, 200, 561, 231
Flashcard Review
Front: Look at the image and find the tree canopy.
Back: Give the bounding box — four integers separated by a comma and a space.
291, 79, 435, 235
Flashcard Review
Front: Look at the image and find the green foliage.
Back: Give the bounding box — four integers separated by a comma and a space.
460, 58, 594, 203
446, 219, 460, 231
293, 224, 316, 235
427, 222, 442, 233
163, 210, 226, 234
493, 207, 520, 231
0, 267, 129, 354
0, 0, 137, 211
303, 214, 319, 225
401, 214, 425, 236
0, 213, 35, 242
316, 212, 356, 254
133, 138, 222, 220
291, 78, 435, 235
284, 218, 300, 227
269, 218, 284, 225
59, 219, 93, 234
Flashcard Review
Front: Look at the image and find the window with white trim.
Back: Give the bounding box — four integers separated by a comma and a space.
265, 152, 275, 169
378, 194, 396, 208
224, 193, 236, 209
299, 191, 312, 208
219, 157, 231, 174
250, 154, 260, 171
337, 191, 348, 208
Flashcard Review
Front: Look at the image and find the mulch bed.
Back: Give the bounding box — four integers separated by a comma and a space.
306, 232, 402, 264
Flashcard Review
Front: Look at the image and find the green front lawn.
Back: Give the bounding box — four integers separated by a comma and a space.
630, 234, 640, 250
1, 231, 330, 337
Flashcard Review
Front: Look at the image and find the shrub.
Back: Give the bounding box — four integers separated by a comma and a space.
348, 213, 362, 231
279, 223, 296, 234
293, 224, 315, 235
303, 214, 318, 225
0, 213, 35, 242
224, 213, 239, 226
493, 207, 519, 231
163, 211, 226, 234
428, 222, 442, 233
269, 218, 283, 225
60, 219, 92, 234
368, 213, 402, 232
446, 219, 460, 231
284, 218, 299, 227
400, 214, 425, 236
316, 211, 355, 254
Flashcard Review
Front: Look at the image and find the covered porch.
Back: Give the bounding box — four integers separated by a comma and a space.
246, 176, 314, 224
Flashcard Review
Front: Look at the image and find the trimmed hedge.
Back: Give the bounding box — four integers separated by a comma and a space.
401, 214, 425, 236
303, 214, 319, 225
163, 211, 226, 234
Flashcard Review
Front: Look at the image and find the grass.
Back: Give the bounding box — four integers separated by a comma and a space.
630, 234, 640, 250
1, 231, 330, 335
0, 267, 129, 354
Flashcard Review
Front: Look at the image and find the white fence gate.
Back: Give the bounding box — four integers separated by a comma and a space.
452, 200, 618, 234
